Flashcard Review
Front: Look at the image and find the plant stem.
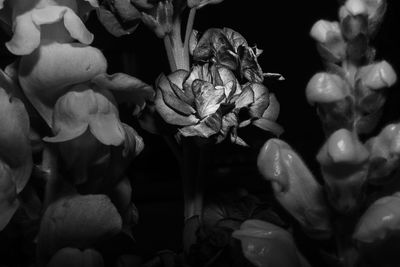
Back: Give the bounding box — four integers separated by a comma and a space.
163, 16, 190, 72
183, 8, 197, 63
182, 139, 200, 219
42, 144, 59, 209
164, 36, 177, 71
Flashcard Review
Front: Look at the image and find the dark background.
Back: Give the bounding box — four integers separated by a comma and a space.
1, 0, 400, 261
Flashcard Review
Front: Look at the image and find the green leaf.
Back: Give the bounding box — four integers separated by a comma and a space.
354, 192, 400, 243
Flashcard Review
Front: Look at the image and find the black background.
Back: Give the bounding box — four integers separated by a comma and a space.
1, 0, 400, 262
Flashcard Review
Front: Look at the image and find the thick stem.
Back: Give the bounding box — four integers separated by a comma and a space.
164, 36, 177, 71
183, 8, 197, 64
169, 17, 190, 71
182, 139, 201, 219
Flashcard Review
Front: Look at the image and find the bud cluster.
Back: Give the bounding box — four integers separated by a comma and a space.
306, 0, 398, 215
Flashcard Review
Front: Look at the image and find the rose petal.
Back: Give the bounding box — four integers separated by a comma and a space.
192, 80, 225, 118
155, 90, 199, 126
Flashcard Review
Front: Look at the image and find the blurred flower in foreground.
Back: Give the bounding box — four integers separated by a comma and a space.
233, 219, 310, 267
47, 248, 104, 267
155, 64, 282, 145
354, 192, 400, 243
37, 194, 122, 265
258, 139, 331, 238
366, 123, 400, 184
353, 192, 400, 266
0, 72, 32, 231
317, 128, 369, 213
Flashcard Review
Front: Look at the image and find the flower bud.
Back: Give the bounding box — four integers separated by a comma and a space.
354, 192, 400, 243
306, 72, 349, 104
366, 123, 400, 183
344, 0, 368, 16
141, 0, 173, 38
340, 0, 386, 37
47, 248, 104, 267
310, 20, 346, 62
258, 139, 331, 238
317, 129, 369, 213
311, 20, 341, 43
357, 61, 397, 91
233, 220, 308, 267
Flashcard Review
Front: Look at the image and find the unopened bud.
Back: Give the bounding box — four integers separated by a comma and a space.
306, 72, 348, 104
354, 192, 400, 243
366, 123, 400, 183
317, 129, 369, 213
258, 139, 331, 238
358, 61, 397, 90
